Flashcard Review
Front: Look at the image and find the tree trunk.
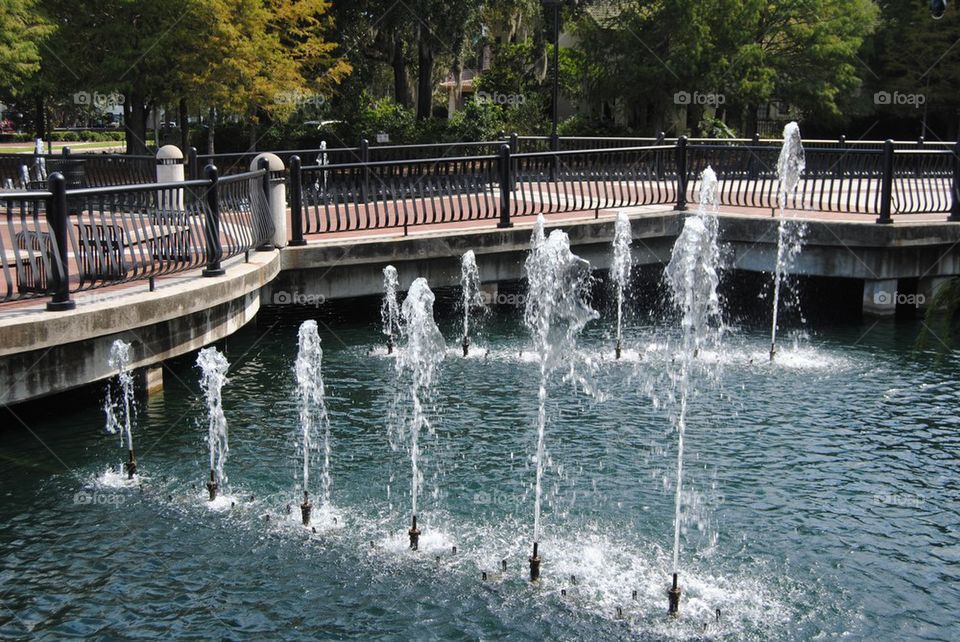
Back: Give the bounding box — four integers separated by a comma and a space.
416, 35, 434, 120
125, 93, 149, 155
392, 33, 410, 108
34, 93, 46, 140
450, 59, 463, 119
179, 99, 189, 152
207, 107, 216, 155
153, 104, 160, 149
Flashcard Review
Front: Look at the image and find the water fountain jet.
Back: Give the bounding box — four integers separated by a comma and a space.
294, 320, 331, 526
381, 266, 401, 355
611, 211, 632, 359
197, 347, 230, 503
104, 340, 137, 479
770, 122, 806, 360
662, 166, 722, 617
391, 278, 444, 551
460, 250, 484, 357
523, 218, 598, 582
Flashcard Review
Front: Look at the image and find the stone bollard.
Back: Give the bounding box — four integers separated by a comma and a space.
250, 153, 286, 249
156, 145, 185, 211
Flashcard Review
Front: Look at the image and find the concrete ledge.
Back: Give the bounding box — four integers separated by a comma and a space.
270, 209, 682, 301
0, 251, 280, 405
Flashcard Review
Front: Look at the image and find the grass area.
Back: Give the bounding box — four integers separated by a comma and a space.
0, 141, 126, 153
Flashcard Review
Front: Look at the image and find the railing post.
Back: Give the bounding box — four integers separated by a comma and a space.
656, 131, 665, 180
675, 136, 688, 211
550, 132, 560, 181
915, 136, 924, 178
949, 141, 960, 222
509, 132, 519, 189
747, 132, 760, 180
835, 135, 846, 179
188, 146, 198, 180
45, 172, 75, 311
289, 155, 307, 245
497, 144, 513, 229
257, 157, 274, 251
202, 164, 225, 276
360, 138, 370, 202
877, 139, 895, 225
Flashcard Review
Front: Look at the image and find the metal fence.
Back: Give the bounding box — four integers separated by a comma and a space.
0, 151, 154, 189
0, 166, 272, 307
288, 137, 960, 241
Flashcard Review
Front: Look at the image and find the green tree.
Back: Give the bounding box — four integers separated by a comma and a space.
0, 0, 52, 95
572, 0, 878, 135
869, 0, 960, 139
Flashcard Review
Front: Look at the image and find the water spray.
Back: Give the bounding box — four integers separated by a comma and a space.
382, 266, 400, 356
460, 250, 484, 359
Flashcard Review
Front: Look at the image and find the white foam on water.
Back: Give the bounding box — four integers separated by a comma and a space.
90, 467, 141, 489
377, 527, 456, 557
203, 493, 239, 512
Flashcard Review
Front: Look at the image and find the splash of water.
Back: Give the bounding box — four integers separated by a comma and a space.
197, 347, 230, 492
394, 278, 445, 536
611, 212, 632, 357
104, 339, 136, 476
524, 227, 599, 555
381, 265, 401, 352
770, 122, 806, 360
460, 250, 485, 355
663, 166, 723, 577
295, 320, 332, 506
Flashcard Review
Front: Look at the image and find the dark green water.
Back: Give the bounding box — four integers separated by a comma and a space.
1, 303, 957, 641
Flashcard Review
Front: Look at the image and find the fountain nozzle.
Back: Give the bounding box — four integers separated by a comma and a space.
769, 343, 776, 361
615, 338, 622, 360
408, 514, 421, 550
300, 490, 312, 526
529, 541, 541, 582
125, 449, 137, 480
668, 572, 681, 617
206, 469, 218, 502
386, 333, 394, 355
462, 335, 470, 357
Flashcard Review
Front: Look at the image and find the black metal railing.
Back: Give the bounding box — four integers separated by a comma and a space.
298, 153, 500, 235
288, 137, 960, 241
0, 151, 154, 190
0, 166, 272, 308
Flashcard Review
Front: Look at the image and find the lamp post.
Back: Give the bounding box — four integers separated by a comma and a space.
542, 0, 565, 153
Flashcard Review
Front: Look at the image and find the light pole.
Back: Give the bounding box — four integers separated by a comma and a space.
542, 0, 565, 153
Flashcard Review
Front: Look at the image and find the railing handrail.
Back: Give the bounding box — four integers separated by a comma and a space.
301, 153, 500, 172
513, 145, 675, 159
64, 178, 212, 198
